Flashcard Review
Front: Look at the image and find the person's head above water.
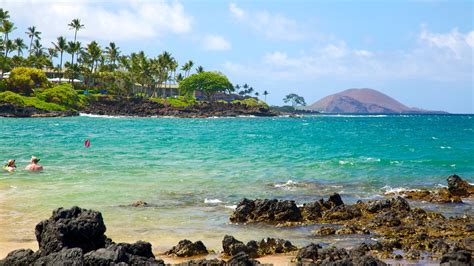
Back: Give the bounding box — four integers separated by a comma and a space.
7, 159, 16, 167
31, 156, 40, 164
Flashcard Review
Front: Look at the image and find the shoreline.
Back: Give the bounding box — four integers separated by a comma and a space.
1, 176, 472, 265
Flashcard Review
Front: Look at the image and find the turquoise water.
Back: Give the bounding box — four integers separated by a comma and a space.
0, 114, 473, 254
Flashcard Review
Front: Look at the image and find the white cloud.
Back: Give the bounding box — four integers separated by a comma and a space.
202, 34, 231, 51
228, 3, 305, 41
1, 0, 193, 43
229, 3, 244, 19
224, 26, 473, 82
419, 25, 473, 58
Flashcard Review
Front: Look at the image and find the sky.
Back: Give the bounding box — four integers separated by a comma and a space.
1, 0, 473, 113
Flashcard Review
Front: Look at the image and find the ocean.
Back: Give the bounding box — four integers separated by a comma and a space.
0, 114, 473, 256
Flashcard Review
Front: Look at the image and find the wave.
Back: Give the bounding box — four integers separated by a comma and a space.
440, 146, 452, 149
79, 113, 131, 119
382, 185, 422, 195
274, 180, 300, 190
224, 205, 237, 210
204, 198, 222, 204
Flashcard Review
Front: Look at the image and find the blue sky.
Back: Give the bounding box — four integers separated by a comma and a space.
1, 0, 473, 113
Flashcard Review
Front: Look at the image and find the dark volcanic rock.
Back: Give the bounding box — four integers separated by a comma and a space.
166, 239, 209, 257
118, 240, 155, 258
322, 204, 362, 221
448, 174, 473, 197
366, 197, 410, 213
34, 248, 84, 265
0, 249, 39, 265
0, 103, 78, 118
35, 206, 108, 255
226, 252, 260, 266
222, 235, 297, 258
440, 250, 472, 265
294, 244, 386, 265
229, 198, 302, 224
313, 226, 336, 236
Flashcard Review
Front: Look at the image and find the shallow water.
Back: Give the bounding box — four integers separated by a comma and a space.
0, 114, 473, 256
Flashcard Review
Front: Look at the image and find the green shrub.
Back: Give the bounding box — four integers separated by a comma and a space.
0, 91, 26, 106
150, 96, 196, 108
6, 67, 49, 95
0, 79, 7, 92
23, 97, 66, 111
38, 84, 80, 108
232, 98, 269, 109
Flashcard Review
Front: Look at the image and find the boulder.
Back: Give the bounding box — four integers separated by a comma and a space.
440, 250, 471, 265
225, 252, 260, 266
366, 197, 410, 213
83, 242, 163, 265
448, 175, 473, 197
174, 259, 225, 266
222, 235, 296, 258
313, 227, 336, 236
372, 211, 402, 227
322, 204, 362, 221
166, 239, 209, 257
35, 206, 107, 255
229, 198, 302, 224
295, 243, 320, 262
33, 248, 83, 265
300, 201, 323, 221
0, 249, 39, 265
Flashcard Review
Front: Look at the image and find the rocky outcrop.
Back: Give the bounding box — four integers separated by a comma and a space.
294, 243, 386, 265
35, 206, 108, 255
166, 239, 209, 257
82, 98, 277, 118
0, 103, 78, 117
440, 250, 472, 265
229, 198, 302, 224
385, 175, 473, 203
1, 206, 164, 266
222, 235, 297, 258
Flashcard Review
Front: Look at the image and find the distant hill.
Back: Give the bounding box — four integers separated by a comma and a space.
307, 88, 446, 114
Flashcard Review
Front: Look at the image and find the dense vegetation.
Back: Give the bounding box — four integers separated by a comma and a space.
0, 8, 270, 113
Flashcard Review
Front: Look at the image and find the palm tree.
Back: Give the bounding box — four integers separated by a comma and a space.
263, 90, 269, 102
2, 20, 16, 56
14, 38, 27, 56
32, 39, 45, 56
86, 41, 102, 73
68, 18, 84, 42
26, 26, 41, 55
68, 19, 84, 71
0, 8, 10, 22
105, 42, 120, 70
67, 41, 81, 65
48, 48, 58, 64
255, 92, 259, 99
4, 39, 14, 57
196, 65, 204, 73
52, 36, 67, 76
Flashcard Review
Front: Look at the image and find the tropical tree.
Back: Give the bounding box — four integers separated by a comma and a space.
2, 20, 16, 56
179, 71, 233, 101
47, 47, 58, 64
4, 39, 14, 57
14, 38, 27, 56
52, 36, 67, 75
25, 26, 41, 55
68, 18, 84, 43
196, 65, 204, 73
263, 90, 269, 102
255, 92, 259, 99
32, 39, 45, 56
283, 93, 306, 107
105, 42, 120, 71
0, 8, 10, 22
181, 60, 194, 78
67, 41, 81, 65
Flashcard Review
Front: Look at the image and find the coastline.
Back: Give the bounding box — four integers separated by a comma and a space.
1, 176, 472, 265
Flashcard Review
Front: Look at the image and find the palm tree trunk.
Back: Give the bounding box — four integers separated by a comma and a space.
29, 37, 33, 55
59, 52, 63, 82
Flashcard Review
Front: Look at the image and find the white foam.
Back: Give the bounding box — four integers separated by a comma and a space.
382, 185, 421, 195
432, 137, 438, 140
274, 180, 298, 190
338, 160, 354, 166
204, 198, 222, 204
79, 113, 130, 119
224, 205, 237, 210
321, 114, 389, 118
440, 146, 452, 149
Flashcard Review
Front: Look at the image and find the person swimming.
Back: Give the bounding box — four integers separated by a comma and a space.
3, 159, 16, 172
25, 156, 43, 171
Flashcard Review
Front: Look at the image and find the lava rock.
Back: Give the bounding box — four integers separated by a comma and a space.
440, 249, 472, 265
230, 198, 302, 224
175, 259, 225, 266
295, 243, 321, 262
366, 197, 410, 213
0, 249, 39, 265
166, 239, 209, 257
448, 175, 473, 197
35, 206, 108, 255
34, 248, 84, 265
322, 204, 362, 221
222, 235, 296, 258
226, 252, 260, 266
